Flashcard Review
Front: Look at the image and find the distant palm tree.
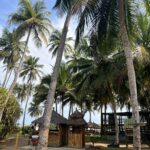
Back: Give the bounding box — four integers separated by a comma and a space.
0, 29, 24, 87
13, 83, 28, 104
28, 101, 43, 117
0, 0, 52, 122
20, 56, 43, 133
48, 30, 73, 58
20, 56, 43, 83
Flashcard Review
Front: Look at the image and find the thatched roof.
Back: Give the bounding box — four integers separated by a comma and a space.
67, 110, 87, 126
32, 110, 67, 125
88, 122, 100, 129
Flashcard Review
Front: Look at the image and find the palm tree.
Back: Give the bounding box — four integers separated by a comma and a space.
0, 0, 52, 122
0, 28, 24, 87
118, 1, 141, 149
28, 101, 43, 117
136, 13, 150, 54
56, 64, 74, 117
48, 30, 73, 58
13, 83, 28, 104
37, 0, 89, 148
20, 56, 43, 133
76, 0, 141, 149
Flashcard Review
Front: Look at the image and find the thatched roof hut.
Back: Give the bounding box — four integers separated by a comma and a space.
88, 122, 100, 129
32, 110, 67, 125
67, 110, 87, 126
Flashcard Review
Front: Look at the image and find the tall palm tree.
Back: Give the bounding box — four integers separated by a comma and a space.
37, 0, 89, 149
0, 28, 24, 87
20, 56, 43, 133
118, 1, 141, 149
48, 30, 73, 58
76, 0, 141, 149
0, 0, 52, 122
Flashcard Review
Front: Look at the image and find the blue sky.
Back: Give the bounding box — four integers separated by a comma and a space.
0, 0, 114, 126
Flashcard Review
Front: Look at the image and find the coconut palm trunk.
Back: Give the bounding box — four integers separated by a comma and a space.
22, 84, 31, 134
0, 28, 31, 122
2, 68, 9, 87
118, 0, 141, 149
69, 103, 72, 117
37, 9, 72, 150
108, 83, 119, 145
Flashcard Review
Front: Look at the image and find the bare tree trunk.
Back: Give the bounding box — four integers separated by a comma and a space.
36, 9, 72, 150
2, 68, 9, 87
118, 0, 141, 149
0, 29, 31, 122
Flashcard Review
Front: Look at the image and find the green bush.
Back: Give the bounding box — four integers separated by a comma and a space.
0, 87, 21, 139
85, 135, 102, 145
22, 125, 30, 134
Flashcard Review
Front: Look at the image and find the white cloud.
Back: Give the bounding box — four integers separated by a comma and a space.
52, 15, 77, 39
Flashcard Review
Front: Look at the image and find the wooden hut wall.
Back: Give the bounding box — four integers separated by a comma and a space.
48, 125, 68, 147
68, 126, 85, 148
48, 131, 60, 146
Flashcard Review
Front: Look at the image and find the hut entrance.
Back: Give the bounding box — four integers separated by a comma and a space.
32, 110, 68, 147
67, 110, 87, 148
59, 124, 68, 146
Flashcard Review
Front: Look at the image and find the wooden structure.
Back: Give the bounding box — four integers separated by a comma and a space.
86, 122, 101, 134
67, 110, 87, 148
32, 110, 68, 147
101, 111, 150, 136
101, 111, 150, 145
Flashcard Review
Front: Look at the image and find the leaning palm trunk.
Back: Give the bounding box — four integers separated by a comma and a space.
118, 0, 141, 149
0, 29, 31, 122
2, 68, 9, 87
36, 9, 72, 150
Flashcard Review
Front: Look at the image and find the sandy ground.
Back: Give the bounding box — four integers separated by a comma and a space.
0, 136, 149, 150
